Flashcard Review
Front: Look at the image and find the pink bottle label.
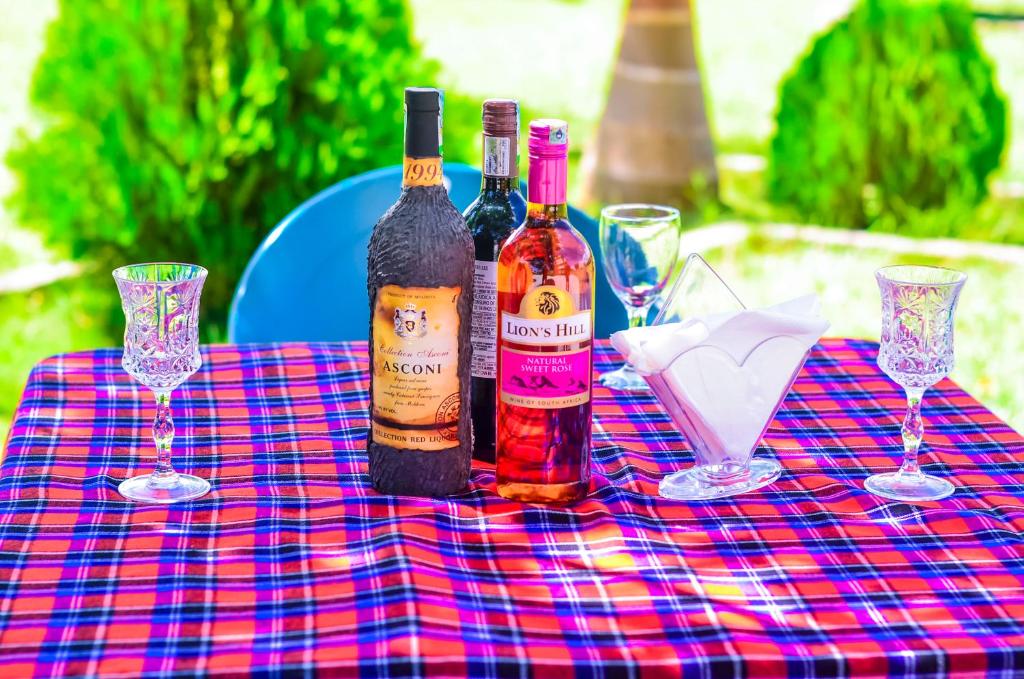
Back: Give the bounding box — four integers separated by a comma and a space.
500, 347, 591, 409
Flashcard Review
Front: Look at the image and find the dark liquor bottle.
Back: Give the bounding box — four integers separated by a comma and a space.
366, 87, 474, 497
495, 120, 594, 503
464, 99, 527, 464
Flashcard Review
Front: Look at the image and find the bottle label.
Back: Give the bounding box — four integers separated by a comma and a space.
500, 348, 591, 408
402, 157, 443, 187
471, 261, 498, 378
499, 285, 592, 410
483, 136, 511, 177
501, 310, 591, 346
371, 285, 461, 450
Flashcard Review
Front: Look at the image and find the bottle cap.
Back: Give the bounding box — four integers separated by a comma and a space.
483, 99, 519, 136
528, 119, 569, 158
405, 87, 442, 112
404, 87, 443, 159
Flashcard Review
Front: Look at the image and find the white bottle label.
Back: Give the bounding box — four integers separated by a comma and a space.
471, 260, 499, 378
483, 136, 511, 177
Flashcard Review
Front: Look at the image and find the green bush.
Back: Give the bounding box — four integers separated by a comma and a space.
767, 0, 1007, 231
7, 0, 476, 339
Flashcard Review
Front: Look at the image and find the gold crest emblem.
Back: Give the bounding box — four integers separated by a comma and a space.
394, 303, 427, 339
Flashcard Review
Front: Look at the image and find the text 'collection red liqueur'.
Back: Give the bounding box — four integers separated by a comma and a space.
366, 87, 475, 497
495, 120, 595, 503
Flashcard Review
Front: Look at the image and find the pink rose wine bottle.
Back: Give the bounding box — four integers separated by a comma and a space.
495, 119, 594, 503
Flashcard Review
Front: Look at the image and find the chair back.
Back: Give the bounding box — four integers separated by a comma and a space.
229, 163, 626, 342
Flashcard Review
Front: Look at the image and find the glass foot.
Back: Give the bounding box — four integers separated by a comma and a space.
600, 365, 648, 391
659, 458, 782, 500
864, 471, 953, 502
118, 473, 210, 504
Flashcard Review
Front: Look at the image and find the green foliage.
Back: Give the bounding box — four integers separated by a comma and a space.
0, 279, 114, 439
6, 0, 476, 338
767, 0, 1008, 230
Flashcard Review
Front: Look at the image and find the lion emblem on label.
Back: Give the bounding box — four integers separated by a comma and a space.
394, 303, 427, 339
536, 291, 561, 316
518, 285, 575, 320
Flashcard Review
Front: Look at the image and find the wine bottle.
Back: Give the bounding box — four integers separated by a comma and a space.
366, 87, 474, 497
464, 99, 527, 464
495, 119, 594, 503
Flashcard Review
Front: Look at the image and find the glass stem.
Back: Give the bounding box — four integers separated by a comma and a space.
621, 306, 650, 373
898, 387, 926, 479
627, 305, 649, 330
151, 390, 178, 482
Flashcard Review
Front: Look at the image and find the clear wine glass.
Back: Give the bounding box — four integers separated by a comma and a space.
866, 265, 966, 502
113, 263, 209, 503
599, 204, 681, 391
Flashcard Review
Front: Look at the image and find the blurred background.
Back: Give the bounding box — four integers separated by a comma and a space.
1, 0, 1022, 440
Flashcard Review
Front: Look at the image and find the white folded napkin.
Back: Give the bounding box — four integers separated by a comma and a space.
611, 295, 830, 465
612, 295, 828, 375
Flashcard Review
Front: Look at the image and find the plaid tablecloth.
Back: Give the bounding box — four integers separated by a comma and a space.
2, 339, 1024, 677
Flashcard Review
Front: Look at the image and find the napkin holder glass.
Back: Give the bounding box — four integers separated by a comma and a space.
642, 254, 810, 500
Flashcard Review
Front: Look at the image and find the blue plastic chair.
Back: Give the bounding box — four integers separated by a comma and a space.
228, 163, 626, 343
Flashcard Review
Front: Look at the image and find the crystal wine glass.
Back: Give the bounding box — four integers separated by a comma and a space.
866, 265, 966, 502
113, 263, 209, 503
600, 204, 681, 390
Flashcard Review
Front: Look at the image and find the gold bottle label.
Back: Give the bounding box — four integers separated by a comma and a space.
402, 157, 443, 187
372, 284, 461, 450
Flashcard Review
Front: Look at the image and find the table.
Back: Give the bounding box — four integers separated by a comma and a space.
2, 339, 1024, 677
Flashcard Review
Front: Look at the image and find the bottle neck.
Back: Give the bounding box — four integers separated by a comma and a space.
526, 150, 567, 223
404, 106, 443, 189
527, 152, 567, 207
402, 156, 443, 188
482, 175, 519, 195
526, 201, 568, 223
481, 132, 518, 194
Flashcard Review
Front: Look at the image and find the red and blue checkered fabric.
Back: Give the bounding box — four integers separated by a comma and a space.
2, 339, 1024, 677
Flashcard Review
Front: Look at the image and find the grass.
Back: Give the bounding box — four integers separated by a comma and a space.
1, 0, 1023, 439
0, 278, 112, 435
